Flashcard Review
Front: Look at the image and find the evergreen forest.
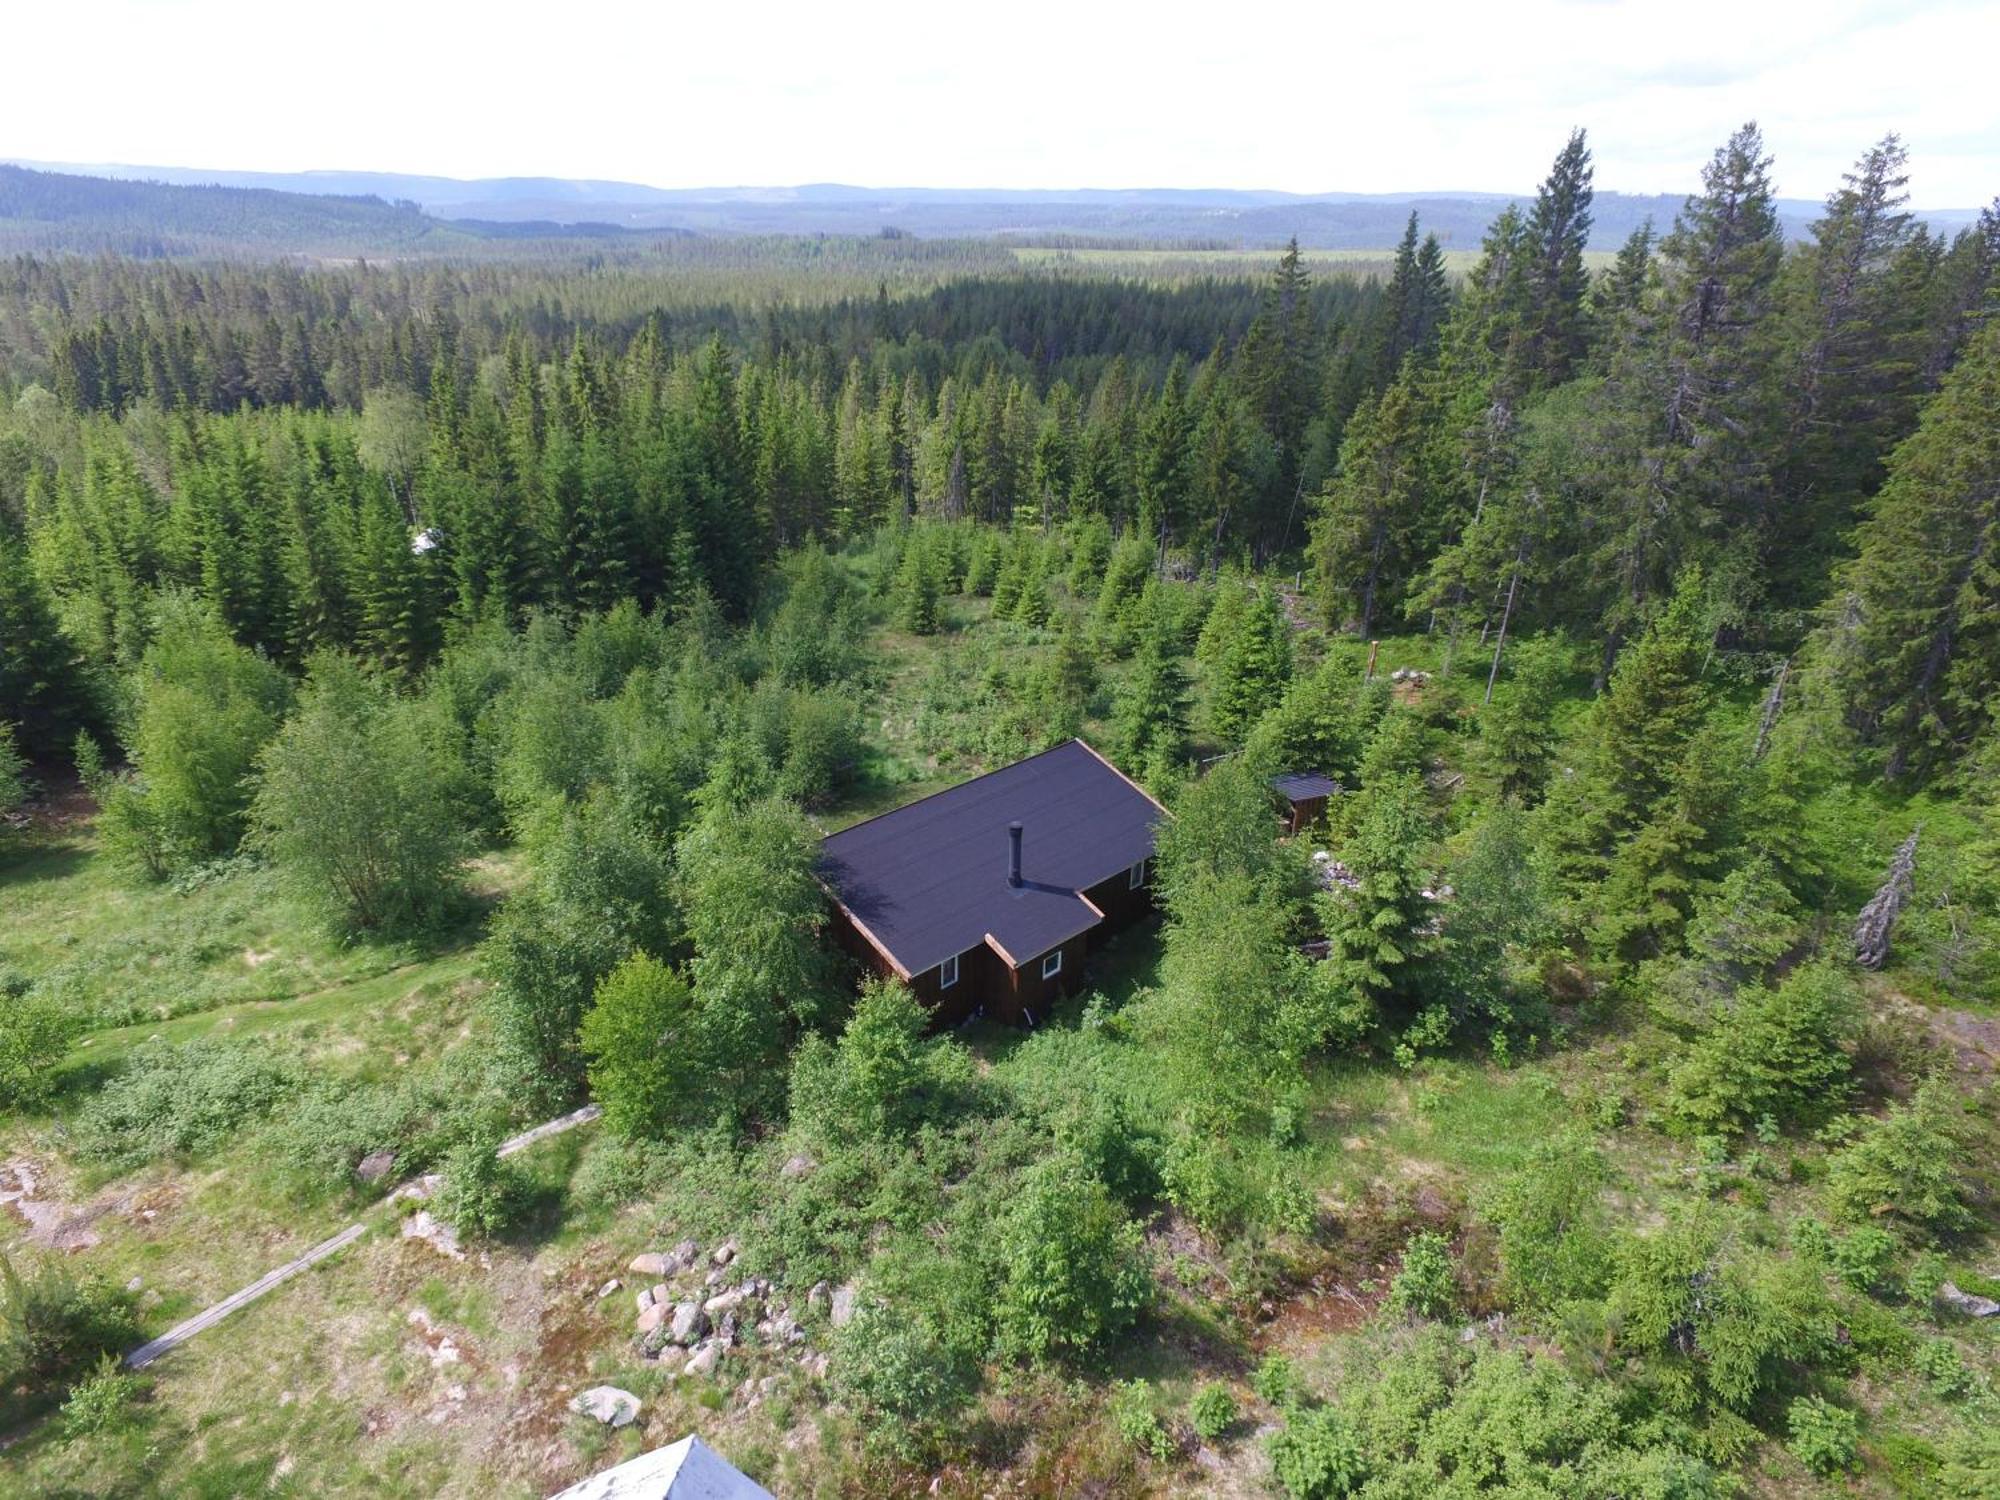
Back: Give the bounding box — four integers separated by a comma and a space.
1, 126, 1998, 1499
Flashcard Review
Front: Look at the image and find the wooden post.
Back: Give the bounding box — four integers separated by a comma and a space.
1364, 640, 1380, 682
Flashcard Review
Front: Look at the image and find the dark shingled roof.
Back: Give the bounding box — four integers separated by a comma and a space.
819, 740, 1165, 977
1271, 771, 1339, 802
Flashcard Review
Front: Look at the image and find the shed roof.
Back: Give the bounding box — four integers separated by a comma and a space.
546, 1434, 773, 1500
1271, 771, 1340, 802
819, 740, 1164, 977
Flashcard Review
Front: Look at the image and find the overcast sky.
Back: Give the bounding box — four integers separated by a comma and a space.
8, 0, 1997, 205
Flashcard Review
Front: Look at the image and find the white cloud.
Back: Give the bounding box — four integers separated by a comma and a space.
4, 0, 1995, 204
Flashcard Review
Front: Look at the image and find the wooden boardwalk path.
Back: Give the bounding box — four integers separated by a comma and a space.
121, 1102, 605, 1371
125, 1223, 367, 1369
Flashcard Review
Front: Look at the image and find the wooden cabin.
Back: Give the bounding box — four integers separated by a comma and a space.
818, 739, 1166, 1026
1271, 770, 1339, 836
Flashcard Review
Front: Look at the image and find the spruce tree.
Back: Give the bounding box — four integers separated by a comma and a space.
1771, 135, 1927, 603
1136, 359, 1193, 561
1588, 123, 1785, 641
893, 538, 942, 635
353, 480, 436, 677
1210, 583, 1291, 743
1236, 237, 1320, 515
1588, 221, 1655, 364
1823, 316, 2000, 778
1311, 374, 1429, 634
0, 525, 94, 758
1520, 128, 1595, 389
1112, 613, 1190, 781
1544, 570, 1711, 892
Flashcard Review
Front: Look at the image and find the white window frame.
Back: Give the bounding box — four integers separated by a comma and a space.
1127, 858, 1147, 890
1040, 949, 1064, 981
939, 953, 960, 990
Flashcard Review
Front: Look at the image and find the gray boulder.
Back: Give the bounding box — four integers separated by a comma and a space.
685, 1341, 721, 1377
1939, 1281, 2000, 1318
669, 1300, 710, 1346
830, 1281, 859, 1328
570, 1385, 641, 1427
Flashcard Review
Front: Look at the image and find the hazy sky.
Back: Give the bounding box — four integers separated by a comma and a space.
8, 0, 1998, 204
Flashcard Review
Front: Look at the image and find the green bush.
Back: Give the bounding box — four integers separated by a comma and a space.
1109, 1378, 1175, 1462
482, 792, 676, 1103
1825, 1078, 1976, 1235
1789, 1215, 1835, 1265
1936, 1427, 2000, 1497
113, 593, 293, 871
1914, 1338, 1976, 1399
1786, 1395, 1857, 1476
1666, 962, 1859, 1134
829, 1306, 978, 1459
73, 1039, 294, 1167
1388, 1231, 1456, 1319
1188, 1382, 1237, 1442
1485, 1138, 1612, 1310
0, 1254, 138, 1399
0, 721, 28, 819
430, 1130, 526, 1240
1269, 1405, 1367, 1500
1829, 1224, 1898, 1293
262, 1055, 500, 1198
581, 952, 700, 1140
774, 688, 862, 807
249, 655, 469, 931
1905, 1250, 1950, 1307
787, 980, 973, 1147
991, 1155, 1151, 1361
60, 1353, 144, 1438
1253, 1352, 1300, 1408
0, 984, 78, 1112
1606, 1210, 1833, 1417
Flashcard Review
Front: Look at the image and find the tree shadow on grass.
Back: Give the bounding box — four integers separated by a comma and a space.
0, 837, 90, 890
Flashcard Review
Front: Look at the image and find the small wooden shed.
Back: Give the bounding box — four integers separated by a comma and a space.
1271, 771, 1339, 836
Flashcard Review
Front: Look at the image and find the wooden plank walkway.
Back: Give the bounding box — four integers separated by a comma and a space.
125, 1223, 367, 1369
497, 1103, 602, 1158
122, 1101, 605, 1371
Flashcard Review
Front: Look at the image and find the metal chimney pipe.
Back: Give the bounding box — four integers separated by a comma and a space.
1008, 822, 1023, 888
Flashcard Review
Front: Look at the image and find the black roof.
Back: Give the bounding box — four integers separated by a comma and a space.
819, 740, 1165, 976
1271, 771, 1339, 802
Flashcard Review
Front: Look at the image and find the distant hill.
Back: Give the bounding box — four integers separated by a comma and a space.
4, 160, 1985, 259
0, 165, 479, 257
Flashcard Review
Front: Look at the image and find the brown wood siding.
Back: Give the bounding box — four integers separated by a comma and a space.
829, 858, 1150, 1030
998, 932, 1087, 1023
1082, 862, 1154, 932
1283, 795, 1329, 837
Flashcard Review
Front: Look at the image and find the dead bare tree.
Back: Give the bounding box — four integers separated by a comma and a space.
1750, 656, 1789, 762
1854, 829, 1919, 970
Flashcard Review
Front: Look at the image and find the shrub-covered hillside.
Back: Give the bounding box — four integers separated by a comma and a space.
1, 121, 1997, 1498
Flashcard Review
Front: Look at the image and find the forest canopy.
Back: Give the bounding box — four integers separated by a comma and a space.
2, 122, 1997, 1500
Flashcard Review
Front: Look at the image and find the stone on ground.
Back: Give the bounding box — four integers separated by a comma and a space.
570, 1385, 642, 1427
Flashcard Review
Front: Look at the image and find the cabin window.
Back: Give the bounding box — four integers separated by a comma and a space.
939, 953, 959, 989
1127, 858, 1146, 890
1040, 949, 1063, 981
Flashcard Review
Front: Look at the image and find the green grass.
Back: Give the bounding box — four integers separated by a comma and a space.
0, 822, 512, 1033
58, 951, 482, 1081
